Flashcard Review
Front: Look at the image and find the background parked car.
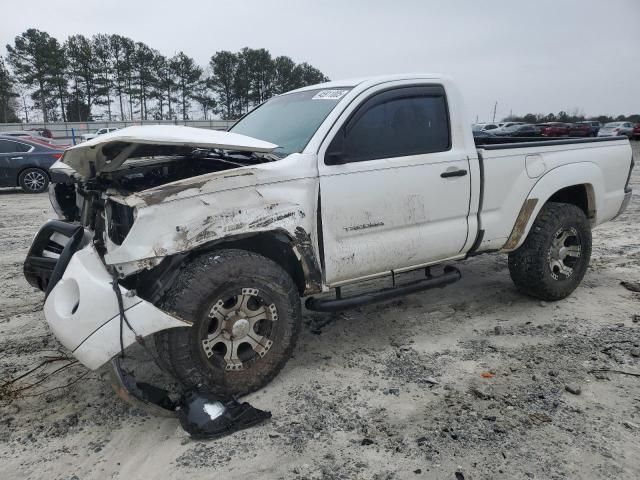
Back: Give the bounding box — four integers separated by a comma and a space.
28, 127, 53, 139
597, 122, 634, 138
488, 121, 525, 135
80, 127, 119, 143
576, 121, 601, 136
568, 123, 592, 137
537, 122, 571, 137
0, 130, 55, 144
0, 136, 65, 193
633, 123, 640, 140
493, 124, 541, 137
472, 123, 500, 132
472, 130, 496, 140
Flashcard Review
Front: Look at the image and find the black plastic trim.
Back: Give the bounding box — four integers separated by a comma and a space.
477, 136, 624, 150
440, 169, 467, 178
305, 266, 461, 312
23, 220, 88, 294
466, 230, 485, 257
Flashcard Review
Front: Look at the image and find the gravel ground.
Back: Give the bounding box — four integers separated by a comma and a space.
1, 143, 639, 480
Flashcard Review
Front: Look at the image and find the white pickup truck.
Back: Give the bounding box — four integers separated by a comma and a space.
25, 74, 634, 398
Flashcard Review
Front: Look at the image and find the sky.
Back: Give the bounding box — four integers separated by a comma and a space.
2, 0, 639, 122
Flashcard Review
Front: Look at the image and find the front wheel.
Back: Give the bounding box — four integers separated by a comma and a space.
508, 202, 592, 301
156, 249, 301, 398
19, 168, 49, 193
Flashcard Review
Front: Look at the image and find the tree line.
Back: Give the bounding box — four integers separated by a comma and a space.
0, 29, 329, 123
503, 111, 640, 125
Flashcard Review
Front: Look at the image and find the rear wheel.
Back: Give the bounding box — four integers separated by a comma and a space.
156, 249, 301, 398
508, 202, 592, 301
19, 168, 49, 193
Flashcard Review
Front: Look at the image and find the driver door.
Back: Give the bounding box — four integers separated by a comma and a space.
318, 85, 471, 285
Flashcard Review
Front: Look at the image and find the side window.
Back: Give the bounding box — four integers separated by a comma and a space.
14, 142, 31, 152
0, 140, 29, 154
0, 140, 13, 153
328, 87, 450, 164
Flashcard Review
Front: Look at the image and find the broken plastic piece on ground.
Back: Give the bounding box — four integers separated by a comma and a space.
620, 281, 640, 293
109, 357, 271, 438
177, 388, 272, 440
109, 357, 178, 418
481, 371, 495, 378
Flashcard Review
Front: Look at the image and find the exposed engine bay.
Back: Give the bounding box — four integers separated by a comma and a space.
51, 147, 275, 244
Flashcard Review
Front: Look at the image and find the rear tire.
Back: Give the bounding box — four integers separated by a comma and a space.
19, 168, 49, 193
508, 202, 592, 301
156, 249, 301, 398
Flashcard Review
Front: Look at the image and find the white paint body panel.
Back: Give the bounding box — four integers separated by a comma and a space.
478, 139, 631, 251
44, 244, 189, 369
104, 153, 319, 266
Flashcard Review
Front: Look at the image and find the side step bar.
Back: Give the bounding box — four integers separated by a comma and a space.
305, 266, 461, 312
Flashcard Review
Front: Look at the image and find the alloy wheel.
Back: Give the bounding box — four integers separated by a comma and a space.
201, 288, 278, 371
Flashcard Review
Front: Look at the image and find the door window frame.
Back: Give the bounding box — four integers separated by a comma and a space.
0, 139, 34, 154
324, 84, 452, 165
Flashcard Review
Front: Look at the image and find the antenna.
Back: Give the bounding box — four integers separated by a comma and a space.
492, 101, 497, 122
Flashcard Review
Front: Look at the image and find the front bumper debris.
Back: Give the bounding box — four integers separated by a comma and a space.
24, 220, 89, 294
24, 220, 271, 439
24, 220, 191, 370
110, 357, 272, 438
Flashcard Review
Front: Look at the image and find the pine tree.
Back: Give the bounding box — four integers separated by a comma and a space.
0, 58, 20, 122
169, 52, 202, 120
209, 51, 238, 120
6, 29, 67, 122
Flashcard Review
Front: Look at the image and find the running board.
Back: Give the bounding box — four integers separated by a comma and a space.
305, 266, 461, 312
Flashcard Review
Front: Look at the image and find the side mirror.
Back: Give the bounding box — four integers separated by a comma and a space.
325, 129, 347, 165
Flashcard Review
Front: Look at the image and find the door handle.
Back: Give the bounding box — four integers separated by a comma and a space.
10, 156, 24, 160
440, 168, 467, 178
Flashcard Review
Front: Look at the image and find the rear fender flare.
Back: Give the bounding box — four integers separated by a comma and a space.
502, 162, 604, 252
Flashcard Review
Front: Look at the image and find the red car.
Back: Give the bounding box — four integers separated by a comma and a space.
568, 123, 592, 137
28, 128, 53, 139
633, 123, 640, 140
537, 122, 571, 137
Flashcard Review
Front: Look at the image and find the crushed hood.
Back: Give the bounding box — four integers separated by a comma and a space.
57, 125, 278, 180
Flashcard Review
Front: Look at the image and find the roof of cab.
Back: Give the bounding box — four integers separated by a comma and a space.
286, 73, 446, 94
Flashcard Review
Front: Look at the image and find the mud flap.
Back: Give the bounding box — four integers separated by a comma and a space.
109, 357, 271, 438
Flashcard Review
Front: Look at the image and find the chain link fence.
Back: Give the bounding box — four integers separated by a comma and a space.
0, 119, 236, 143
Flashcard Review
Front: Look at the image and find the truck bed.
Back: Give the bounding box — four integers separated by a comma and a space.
474, 136, 632, 252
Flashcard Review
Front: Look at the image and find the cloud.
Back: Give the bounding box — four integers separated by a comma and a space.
3, 0, 639, 120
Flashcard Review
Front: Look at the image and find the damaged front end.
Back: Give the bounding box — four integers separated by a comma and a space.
25, 125, 305, 370
23, 223, 191, 369
24, 125, 319, 432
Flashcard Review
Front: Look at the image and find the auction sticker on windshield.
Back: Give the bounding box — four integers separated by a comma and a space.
312, 89, 349, 100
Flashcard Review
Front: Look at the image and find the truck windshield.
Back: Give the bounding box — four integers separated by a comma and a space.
230, 88, 352, 157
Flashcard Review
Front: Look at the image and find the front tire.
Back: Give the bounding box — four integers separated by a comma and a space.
508, 202, 592, 301
156, 249, 301, 398
19, 168, 49, 193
